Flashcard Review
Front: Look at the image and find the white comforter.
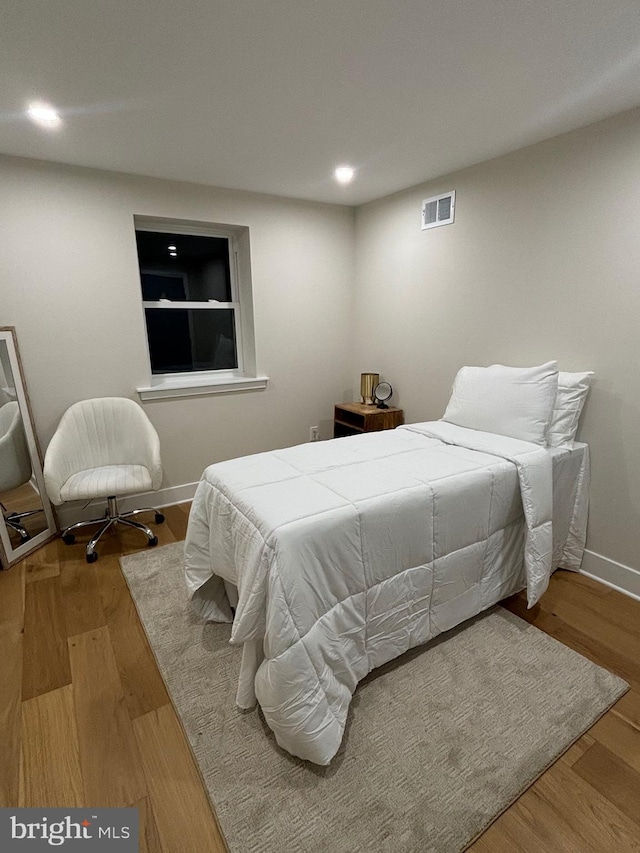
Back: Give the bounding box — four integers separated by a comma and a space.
185, 422, 555, 765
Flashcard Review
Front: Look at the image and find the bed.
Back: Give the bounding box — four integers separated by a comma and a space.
184, 363, 592, 765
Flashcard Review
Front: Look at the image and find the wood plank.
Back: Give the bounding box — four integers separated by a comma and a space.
19, 684, 84, 808
98, 553, 170, 720
111, 507, 179, 555
0, 627, 22, 808
611, 688, 640, 731
0, 562, 24, 807
24, 537, 61, 584
133, 704, 227, 853
573, 742, 640, 832
22, 575, 72, 701
545, 574, 640, 643
0, 560, 25, 628
160, 503, 190, 543
559, 732, 595, 768
568, 576, 640, 622
135, 796, 166, 853
148, 530, 175, 550
588, 710, 640, 775
502, 596, 640, 691
60, 540, 107, 637
471, 794, 591, 853
496, 752, 640, 852
538, 585, 640, 654
545, 568, 612, 597
69, 626, 147, 807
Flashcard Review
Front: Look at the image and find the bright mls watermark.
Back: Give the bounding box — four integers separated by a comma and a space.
0, 809, 138, 851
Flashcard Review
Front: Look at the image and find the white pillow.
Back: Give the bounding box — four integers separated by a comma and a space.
547, 371, 593, 448
442, 362, 559, 445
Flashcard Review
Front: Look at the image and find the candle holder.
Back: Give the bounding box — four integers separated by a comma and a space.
360, 373, 379, 406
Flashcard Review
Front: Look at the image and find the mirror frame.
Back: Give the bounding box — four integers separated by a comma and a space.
0, 327, 57, 568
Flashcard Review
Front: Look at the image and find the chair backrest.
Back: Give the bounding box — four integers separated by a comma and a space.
0, 401, 33, 492
44, 397, 162, 504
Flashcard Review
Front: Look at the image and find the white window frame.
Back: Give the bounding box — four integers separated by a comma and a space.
134, 216, 267, 400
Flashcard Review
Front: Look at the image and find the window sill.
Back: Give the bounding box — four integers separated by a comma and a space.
137, 374, 269, 401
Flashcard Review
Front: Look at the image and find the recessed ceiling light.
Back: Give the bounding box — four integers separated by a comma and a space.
169, 252, 177, 257
27, 103, 61, 126
334, 165, 355, 184
167, 245, 176, 250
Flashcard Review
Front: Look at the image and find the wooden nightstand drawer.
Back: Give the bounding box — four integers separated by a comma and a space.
334, 403, 404, 438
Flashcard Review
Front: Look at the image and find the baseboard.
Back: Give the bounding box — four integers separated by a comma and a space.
580, 549, 640, 603
55, 481, 200, 528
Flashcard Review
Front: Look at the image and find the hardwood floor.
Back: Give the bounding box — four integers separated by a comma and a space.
1, 504, 226, 853
1, 508, 640, 852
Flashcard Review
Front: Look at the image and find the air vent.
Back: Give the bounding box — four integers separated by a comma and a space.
421, 190, 456, 230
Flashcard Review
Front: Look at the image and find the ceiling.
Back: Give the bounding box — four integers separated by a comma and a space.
3, 0, 640, 206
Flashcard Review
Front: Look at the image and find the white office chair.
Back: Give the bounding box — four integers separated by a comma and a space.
44, 397, 164, 563
0, 401, 42, 542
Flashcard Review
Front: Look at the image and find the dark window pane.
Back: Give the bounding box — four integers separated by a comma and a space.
141, 273, 186, 301
144, 308, 238, 374
136, 231, 232, 302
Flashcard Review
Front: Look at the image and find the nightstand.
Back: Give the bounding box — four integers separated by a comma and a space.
334, 402, 404, 438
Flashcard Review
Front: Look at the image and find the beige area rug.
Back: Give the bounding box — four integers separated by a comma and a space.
120, 542, 628, 853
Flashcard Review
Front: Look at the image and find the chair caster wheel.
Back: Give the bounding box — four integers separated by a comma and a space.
155, 513, 165, 524
149, 536, 158, 547
86, 551, 98, 564
62, 533, 76, 545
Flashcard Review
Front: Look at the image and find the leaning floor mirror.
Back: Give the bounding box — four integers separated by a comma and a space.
0, 327, 57, 568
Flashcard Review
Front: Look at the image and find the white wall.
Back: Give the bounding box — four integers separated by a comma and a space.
0, 155, 355, 489
353, 106, 640, 574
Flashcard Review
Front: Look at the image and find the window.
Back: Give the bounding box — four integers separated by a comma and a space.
134, 217, 266, 400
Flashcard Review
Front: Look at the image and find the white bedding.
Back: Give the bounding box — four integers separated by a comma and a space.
184, 421, 589, 765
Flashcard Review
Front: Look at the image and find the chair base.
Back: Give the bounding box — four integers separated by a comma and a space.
61, 496, 165, 563
1, 502, 44, 543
